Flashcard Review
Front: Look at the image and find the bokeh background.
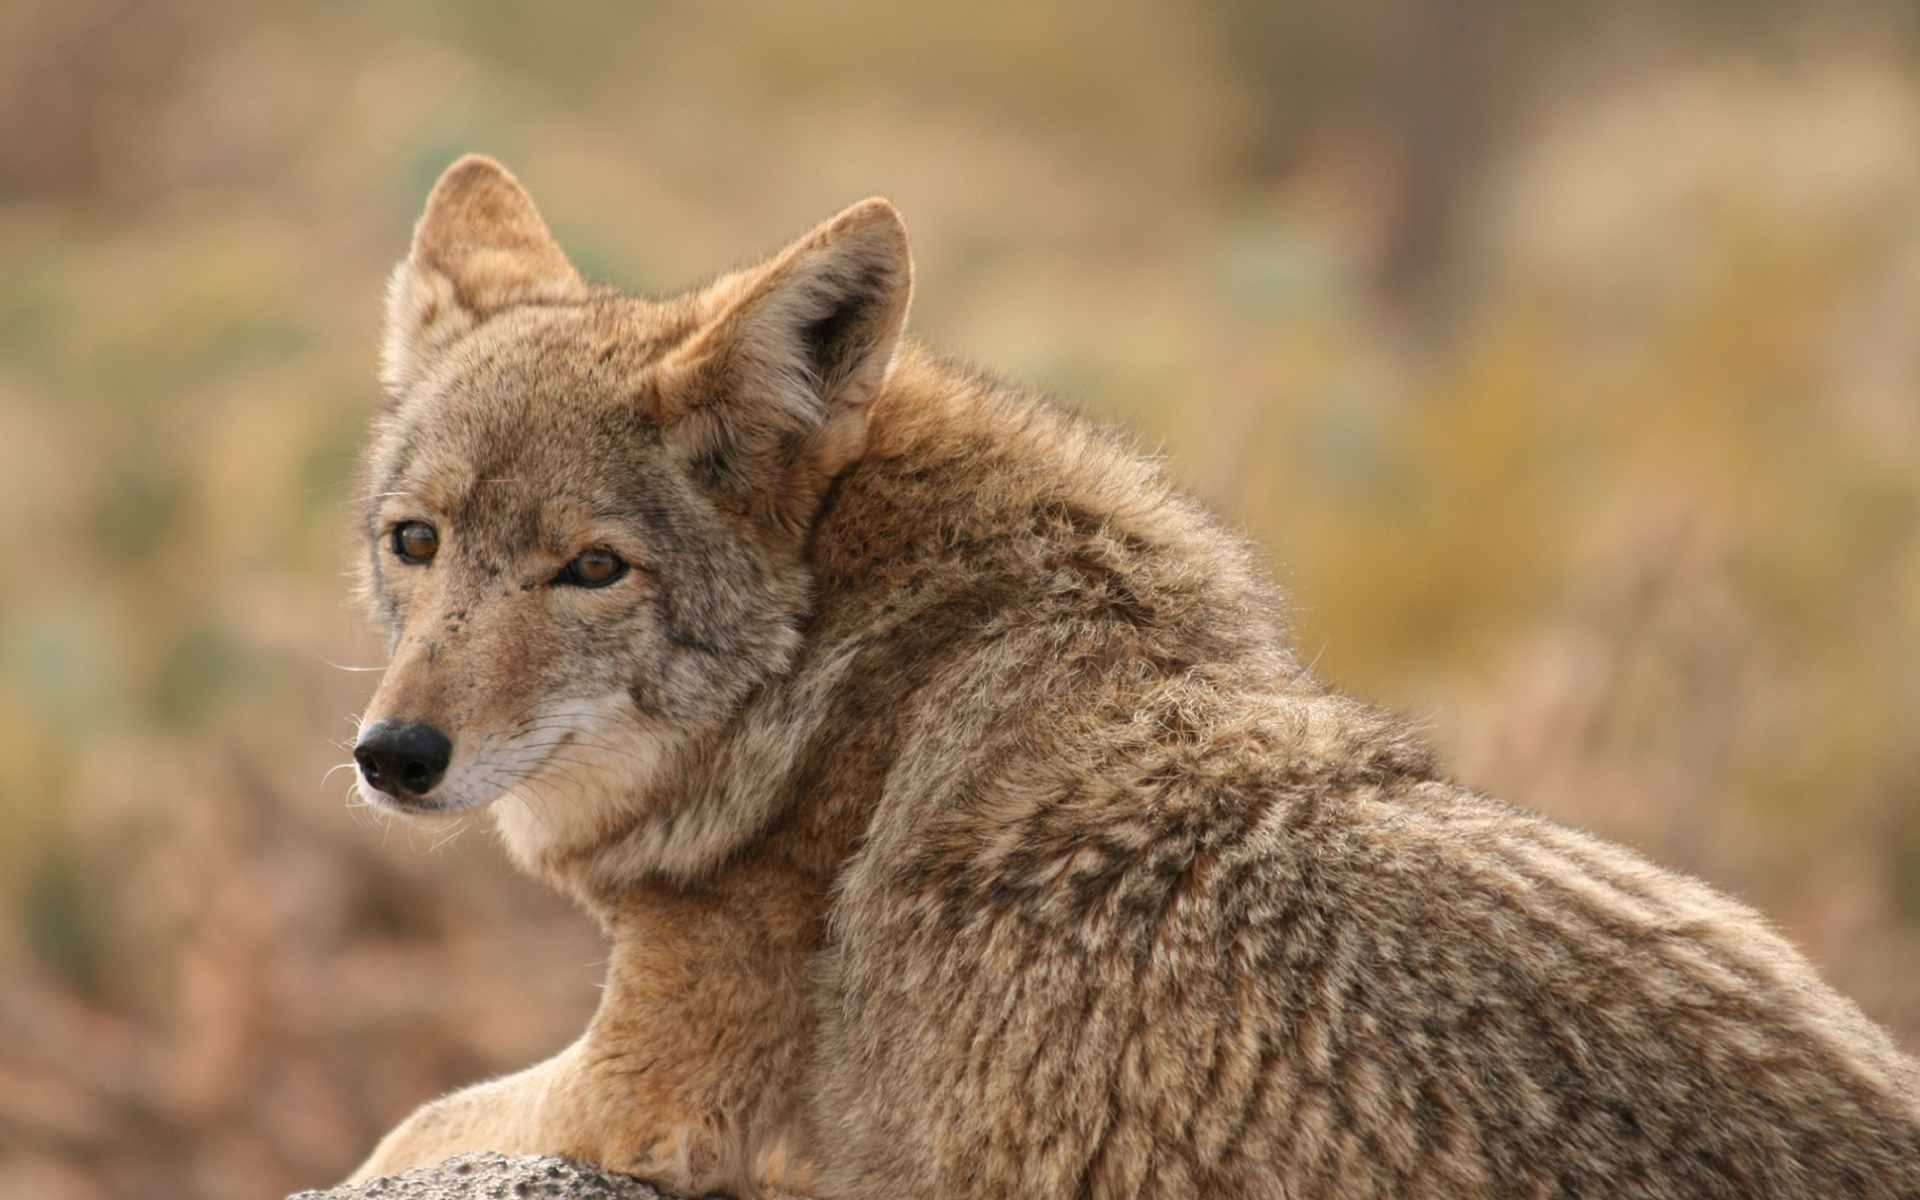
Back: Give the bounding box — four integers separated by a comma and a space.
2, 1, 1918, 1196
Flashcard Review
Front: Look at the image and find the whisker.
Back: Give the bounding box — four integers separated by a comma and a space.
322, 761, 360, 787
428, 819, 469, 854
321, 656, 387, 672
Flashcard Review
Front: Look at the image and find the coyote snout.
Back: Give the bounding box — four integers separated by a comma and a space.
352, 718, 452, 801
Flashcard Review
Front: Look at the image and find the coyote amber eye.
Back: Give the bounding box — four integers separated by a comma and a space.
394, 521, 438, 564
561, 548, 626, 588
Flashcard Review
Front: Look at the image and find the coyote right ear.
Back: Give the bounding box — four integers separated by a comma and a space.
660, 199, 912, 533
381, 155, 585, 401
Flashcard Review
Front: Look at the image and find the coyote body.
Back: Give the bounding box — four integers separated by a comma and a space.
345, 156, 1920, 1199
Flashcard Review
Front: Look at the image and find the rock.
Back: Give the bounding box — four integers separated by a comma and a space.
288, 1154, 673, 1200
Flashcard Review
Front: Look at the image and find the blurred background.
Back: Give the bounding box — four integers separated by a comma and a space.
1, 0, 1918, 1196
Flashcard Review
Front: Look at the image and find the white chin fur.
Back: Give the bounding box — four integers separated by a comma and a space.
353, 774, 484, 817
484, 695, 677, 867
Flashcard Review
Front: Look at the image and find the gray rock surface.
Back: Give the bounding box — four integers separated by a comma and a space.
289, 1154, 672, 1200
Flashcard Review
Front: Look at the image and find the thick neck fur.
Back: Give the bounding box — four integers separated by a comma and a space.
515, 345, 1435, 917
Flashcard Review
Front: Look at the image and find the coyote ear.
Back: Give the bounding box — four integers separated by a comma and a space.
382, 155, 584, 401
663, 198, 912, 531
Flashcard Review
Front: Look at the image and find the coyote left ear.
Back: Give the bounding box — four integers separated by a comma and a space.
663, 198, 913, 531
382, 155, 585, 401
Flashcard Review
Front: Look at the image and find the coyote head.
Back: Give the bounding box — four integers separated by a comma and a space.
351, 156, 911, 865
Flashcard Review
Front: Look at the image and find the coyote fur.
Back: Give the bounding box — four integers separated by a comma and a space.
344, 155, 1920, 1199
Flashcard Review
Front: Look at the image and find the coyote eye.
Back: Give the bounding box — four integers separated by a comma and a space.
558, 548, 626, 588
393, 521, 438, 564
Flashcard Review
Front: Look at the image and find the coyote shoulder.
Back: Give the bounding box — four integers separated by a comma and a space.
343, 154, 1920, 1199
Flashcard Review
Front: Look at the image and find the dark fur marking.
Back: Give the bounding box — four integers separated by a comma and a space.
800, 263, 891, 393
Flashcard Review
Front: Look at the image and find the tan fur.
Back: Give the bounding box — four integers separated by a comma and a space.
343, 155, 1920, 1199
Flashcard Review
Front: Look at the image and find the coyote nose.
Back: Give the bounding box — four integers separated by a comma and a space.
354, 720, 452, 798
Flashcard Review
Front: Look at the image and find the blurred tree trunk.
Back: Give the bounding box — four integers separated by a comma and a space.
1370, 0, 1514, 318
1207, 0, 1518, 325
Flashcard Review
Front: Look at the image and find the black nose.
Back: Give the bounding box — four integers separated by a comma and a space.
354, 720, 452, 798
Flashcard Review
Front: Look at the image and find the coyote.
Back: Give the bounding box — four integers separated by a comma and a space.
344, 155, 1920, 1199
